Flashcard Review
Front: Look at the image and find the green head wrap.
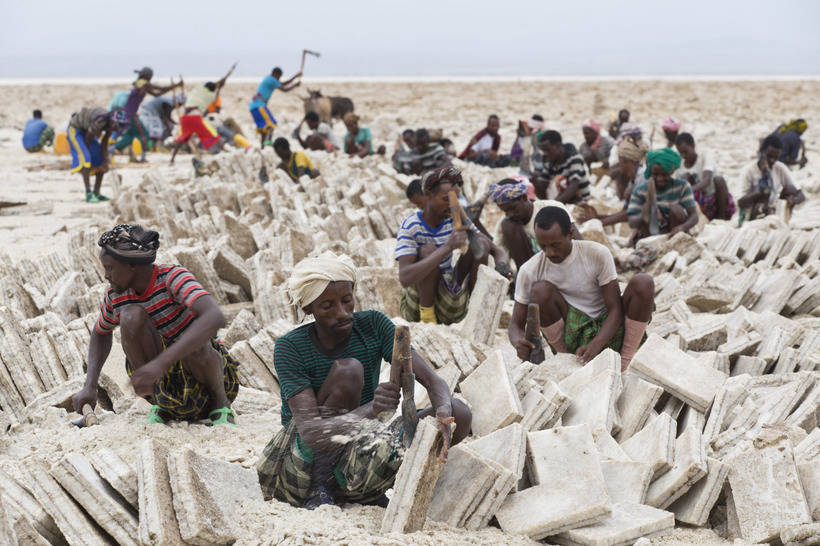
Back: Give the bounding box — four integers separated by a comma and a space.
644, 147, 682, 178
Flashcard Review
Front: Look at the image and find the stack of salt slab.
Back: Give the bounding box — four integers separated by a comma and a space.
0, 440, 262, 546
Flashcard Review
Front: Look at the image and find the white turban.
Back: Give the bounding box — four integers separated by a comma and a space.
286, 251, 357, 309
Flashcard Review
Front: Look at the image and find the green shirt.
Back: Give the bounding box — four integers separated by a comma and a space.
627, 177, 696, 218
274, 310, 395, 426
344, 127, 373, 154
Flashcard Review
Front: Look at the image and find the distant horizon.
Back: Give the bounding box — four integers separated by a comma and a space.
3, 0, 817, 80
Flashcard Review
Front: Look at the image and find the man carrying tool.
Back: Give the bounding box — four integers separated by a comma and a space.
71, 224, 240, 426
169, 71, 232, 164
249, 67, 302, 148
257, 252, 470, 509
67, 107, 115, 203
113, 67, 183, 162
627, 148, 700, 242
508, 206, 655, 370
395, 167, 507, 325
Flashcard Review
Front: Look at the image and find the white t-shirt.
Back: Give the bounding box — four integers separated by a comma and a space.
675, 151, 718, 196
316, 122, 340, 149
471, 133, 495, 153
741, 160, 800, 207
514, 240, 617, 318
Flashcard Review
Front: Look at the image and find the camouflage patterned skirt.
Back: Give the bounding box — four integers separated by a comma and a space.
126, 339, 239, 421
257, 417, 405, 507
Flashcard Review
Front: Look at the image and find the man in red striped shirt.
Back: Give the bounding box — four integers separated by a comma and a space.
71, 224, 240, 425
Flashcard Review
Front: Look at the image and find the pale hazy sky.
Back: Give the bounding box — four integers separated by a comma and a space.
2, 0, 818, 78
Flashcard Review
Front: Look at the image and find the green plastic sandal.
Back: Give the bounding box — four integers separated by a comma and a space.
143, 405, 165, 425
209, 407, 236, 426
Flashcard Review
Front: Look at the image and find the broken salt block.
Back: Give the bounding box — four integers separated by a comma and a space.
459, 349, 523, 437
169, 448, 263, 545
25, 459, 110, 546
519, 380, 570, 432
232, 385, 280, 415
551, 502, 674, 546
600, 460, 653, 504
459, 264, 509, 346
616, 374, 663, 443
678, 316, 727, 352
561, 367, 621, 437
209, 243, 253, 298
797, 462, 820, 520
644, 422, 707, 509
0, 494, 17, 546
725, 427, 812, 544
50, 453, 139, 546
794, 429, 820, 463
0, 467, 59, 543
781, 522, 820, 546
731, 355, 767, 376
88, 448, 138, 508
382, 418, 444, 534
596, 432, 631, 462
137, 439, 185, 546
620, 412, 676, 477
630, 334, 727, 413
221, 308, 261, 349
495, 425, 610, 539
427, 444, 507, 528
668, 457, 728, 526
466, 423, 526, 483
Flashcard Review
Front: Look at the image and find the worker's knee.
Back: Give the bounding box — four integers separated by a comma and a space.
119, 305, 150, 335
627, 273, 655, 301
713, 176, 728, 194
667, 204, 687, 225
530, 280, 560, 305
328, 358, 364, 394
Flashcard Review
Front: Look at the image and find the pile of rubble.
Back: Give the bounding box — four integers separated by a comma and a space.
0, 147, 818, 545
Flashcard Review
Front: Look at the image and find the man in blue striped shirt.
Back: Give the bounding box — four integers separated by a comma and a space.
395, 167, 505, 324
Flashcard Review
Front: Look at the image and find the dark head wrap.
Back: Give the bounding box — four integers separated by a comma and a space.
422, 166, 464, 193
98, 224, 160, 264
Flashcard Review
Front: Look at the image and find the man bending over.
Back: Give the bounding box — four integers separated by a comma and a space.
508, 206, 654, 370
72, 224, 239, 425
257, 252, 471, 508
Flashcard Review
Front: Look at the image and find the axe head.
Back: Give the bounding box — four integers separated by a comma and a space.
304, 49, 321, 57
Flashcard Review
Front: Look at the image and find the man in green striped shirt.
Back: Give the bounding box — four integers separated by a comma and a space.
257, 252, 471, 509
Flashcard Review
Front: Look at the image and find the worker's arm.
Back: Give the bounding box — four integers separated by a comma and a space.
100, 128, 112, 170
397, 229, 466, 287
555, 178, 581, 204
690, 170, 712, 193
129, 295, 226, 396
668, 205, 700, 236
294, 120, 307, 148
146, 82, 179, 97
576, 280, 622, 363
71, 329, 113, 412
500, 219, 535, 270
280, 73, 303, 92
508, 302, 536, 360
287, 381, 399, 452
781, 183, 805, 207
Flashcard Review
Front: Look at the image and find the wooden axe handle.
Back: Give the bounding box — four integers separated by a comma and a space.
82, 403, 99, 427
448, 191, 468, 252
389, 326, 411, 386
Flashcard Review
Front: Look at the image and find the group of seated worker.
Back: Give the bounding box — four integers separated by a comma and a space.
393, 128, 451, 175
70, 224, 470, 510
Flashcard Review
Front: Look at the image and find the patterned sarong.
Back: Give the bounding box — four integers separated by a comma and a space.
694, 189, 736, 221
550, 305, 626, 354
125, 339, 239, 421
400, 277, 470, 325
257, 417, 404, 506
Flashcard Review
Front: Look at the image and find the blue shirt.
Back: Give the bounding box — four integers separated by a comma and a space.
22, 119, 48, 149
249, 75, 281, 110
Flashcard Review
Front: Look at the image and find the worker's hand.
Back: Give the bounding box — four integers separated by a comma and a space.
575, 342, 600, 364
71, 386, 97, 413
513, 335, 536, 361
436, 406, 455, 462
130, 360, 166, 397
757, 157, 769, 173
294, 81, 302, 88
445, 228, 467, 251
576, 203, 598, 224
372, 382, 400, 415
667, 225, 684, 238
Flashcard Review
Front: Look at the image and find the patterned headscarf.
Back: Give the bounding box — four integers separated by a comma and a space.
615, 123, 643, 144
98, 224, 160, 264
618, 138, 650, 162
644, 148, 682, 178
662, 118, 681, 131
422, 166, 463, 192
489, 181, 528, 204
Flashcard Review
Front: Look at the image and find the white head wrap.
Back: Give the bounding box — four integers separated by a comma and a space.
286, 251, 357, 310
